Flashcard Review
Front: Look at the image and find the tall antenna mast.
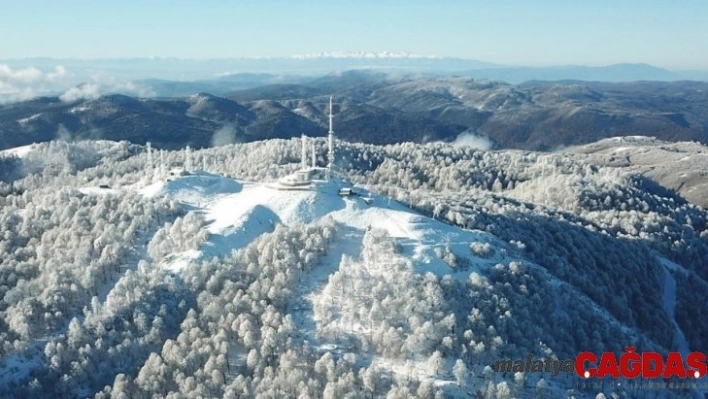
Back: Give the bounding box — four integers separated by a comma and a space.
301, 134, 307, 170
327, 95, 334, 180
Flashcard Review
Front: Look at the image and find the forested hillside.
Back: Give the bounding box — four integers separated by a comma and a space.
567, 136, 708, 208
0, 139, 706, 398
2, 76, 708, 152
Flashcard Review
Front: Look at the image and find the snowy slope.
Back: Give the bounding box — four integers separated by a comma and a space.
134, 171, 664, 395
0, 143, 35, 158
141, 175, 483, 391
4, 137, 708, 398
140, 172, 510, 278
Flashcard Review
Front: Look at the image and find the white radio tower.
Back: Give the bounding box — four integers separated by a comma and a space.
327, 95, 334, 180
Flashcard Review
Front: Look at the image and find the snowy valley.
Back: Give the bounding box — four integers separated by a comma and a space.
0, 139, 707, 398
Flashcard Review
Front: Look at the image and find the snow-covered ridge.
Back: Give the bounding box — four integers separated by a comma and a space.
16, 113, 42, 124
4, 137, 707, 398
604, 135, 657, 143
0, 143, 35, 158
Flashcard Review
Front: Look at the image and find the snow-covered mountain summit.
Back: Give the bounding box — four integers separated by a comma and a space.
141, 172, 505, 277
126, 171, 668, 396
1, 139, 707, 397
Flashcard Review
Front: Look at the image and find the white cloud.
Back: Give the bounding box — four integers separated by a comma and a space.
47, 65, 68, 82
211, 124, 239, 147
0, 65, 42, 83
60, 83, 101, 102
0, 80, 40, 103
110, 80, 154, 97
0, 64, 70, 103
59, 74, 155, 103
0, 63, 153, 104
56, 124, 73, 141
451, 131, 494, 150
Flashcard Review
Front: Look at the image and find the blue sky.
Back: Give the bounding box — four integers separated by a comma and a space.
0, 0, 706, 69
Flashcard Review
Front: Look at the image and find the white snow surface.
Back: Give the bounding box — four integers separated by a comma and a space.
137, 171, 631, 394
0, 144, 35, 158
140, 172, 508, 277
135, 172, 513, 388
16, 113, 42, 124
78, 187, 122, 196
127, 172, 679, 392
7, 171, 683, 396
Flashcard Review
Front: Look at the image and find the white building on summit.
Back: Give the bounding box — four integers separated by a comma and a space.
276, 96, 337, 190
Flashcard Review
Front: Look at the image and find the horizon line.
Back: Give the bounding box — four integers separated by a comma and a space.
2, 55, 705, 72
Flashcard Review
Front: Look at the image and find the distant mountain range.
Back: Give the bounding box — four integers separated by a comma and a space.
1, 71, 708, 152
3, 54, 708, 88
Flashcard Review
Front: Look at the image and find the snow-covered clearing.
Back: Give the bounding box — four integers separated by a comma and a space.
144, 172, 511, 279
0, 143, 35, 158
78, 186, 122, 196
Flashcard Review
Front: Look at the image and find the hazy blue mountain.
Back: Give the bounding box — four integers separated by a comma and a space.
463, 63, 678, 83
2, 73, 708, 153
3, 56, 704, 94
